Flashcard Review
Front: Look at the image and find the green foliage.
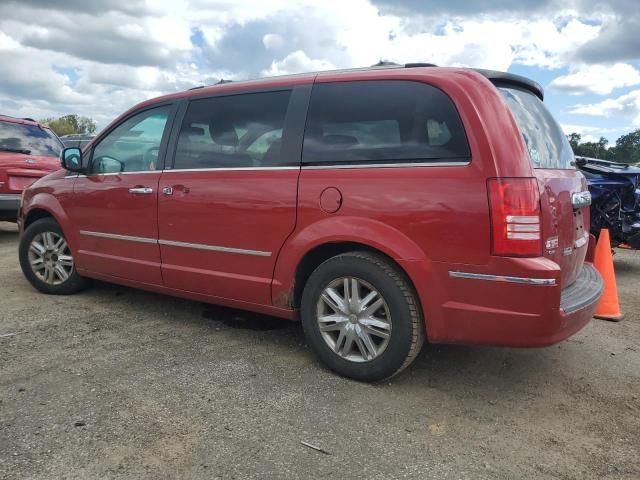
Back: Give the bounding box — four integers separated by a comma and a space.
39, 114, 97, 137
567, 129, 640, 164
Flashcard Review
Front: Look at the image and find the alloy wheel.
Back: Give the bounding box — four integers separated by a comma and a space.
316, 277, 392, 362
28, 232, 74, 285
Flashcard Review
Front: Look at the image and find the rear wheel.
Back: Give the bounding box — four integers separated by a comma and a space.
301, 251, 424, 382
19, 218, 86, 295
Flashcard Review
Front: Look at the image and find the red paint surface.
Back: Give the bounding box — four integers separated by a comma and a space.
20, 67, 598, 347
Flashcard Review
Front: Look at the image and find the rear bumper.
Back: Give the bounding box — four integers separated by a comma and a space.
0, 194, 20, 221
404, 257, 604, 348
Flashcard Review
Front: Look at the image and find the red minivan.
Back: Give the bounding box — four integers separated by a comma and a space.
17, 65, 603, 381
0, 116, 63, 221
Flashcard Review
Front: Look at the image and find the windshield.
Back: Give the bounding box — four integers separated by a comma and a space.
0, 121, 63, 157
500, 88, 574, 169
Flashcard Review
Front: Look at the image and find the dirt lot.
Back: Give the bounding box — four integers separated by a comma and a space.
0, 221, 638, 479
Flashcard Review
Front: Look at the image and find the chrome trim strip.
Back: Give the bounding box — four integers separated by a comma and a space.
79, 230, 272, 257
449, 271, 556, 286
165, 166, 300, 172
158, 239, 271, 257
76, 170, 163, 178
0, 194, 21, 201
302, 161, 470, 170
79, 230, 157, 244
73, 163, 469, 175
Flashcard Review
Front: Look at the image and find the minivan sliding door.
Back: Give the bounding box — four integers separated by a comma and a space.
157, 86, 310, 305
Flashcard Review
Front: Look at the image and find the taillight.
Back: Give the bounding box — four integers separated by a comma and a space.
487, 177, 542, 257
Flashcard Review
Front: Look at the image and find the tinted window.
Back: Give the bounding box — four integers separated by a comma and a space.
173, 90, 291, 169
302, 81, 470, 165
0, 121, 63, 157
500, 88, 574, 169
90, 106, 170, 174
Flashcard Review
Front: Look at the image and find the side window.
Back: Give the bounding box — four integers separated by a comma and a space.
173, 90, 291, 170
90, 106, 170, 174
302, 81, 470, 165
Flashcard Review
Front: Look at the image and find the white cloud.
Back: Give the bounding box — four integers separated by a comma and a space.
560, 123, 619, 142
569, 90, 640, 126
550, 63, 640, 95
262, 50, 335, 76
0, 0, 631, 131
262, 33, 285, 50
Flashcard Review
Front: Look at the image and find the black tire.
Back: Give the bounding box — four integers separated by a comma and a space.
301, 251, 424, 382
19, 217, 86, 295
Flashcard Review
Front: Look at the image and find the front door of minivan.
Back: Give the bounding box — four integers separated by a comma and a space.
68, 105, 174, 284
157, 88, 308, 305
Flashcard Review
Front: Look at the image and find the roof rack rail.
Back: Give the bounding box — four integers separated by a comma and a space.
405, 63, 437, 68
371, 60, 401, 67
188, 85, 205, 90
22, 117, 36, 122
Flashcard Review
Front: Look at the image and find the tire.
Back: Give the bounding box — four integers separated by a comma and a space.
301, 251, 424, 382
19, 217, 86, 295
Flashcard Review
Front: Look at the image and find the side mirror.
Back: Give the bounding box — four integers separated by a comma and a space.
61, 147, 85, 172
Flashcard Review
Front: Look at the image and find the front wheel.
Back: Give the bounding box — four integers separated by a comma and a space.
19, 218, 86, 295
301, 252, 424, 382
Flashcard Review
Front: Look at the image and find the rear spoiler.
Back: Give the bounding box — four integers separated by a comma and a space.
474, 69, 544, 101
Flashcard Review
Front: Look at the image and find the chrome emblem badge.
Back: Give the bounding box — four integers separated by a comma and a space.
563, 247, 573, 256
25, 158, 36, 164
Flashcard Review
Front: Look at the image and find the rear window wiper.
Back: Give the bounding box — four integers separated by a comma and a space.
0, 147, 32, 154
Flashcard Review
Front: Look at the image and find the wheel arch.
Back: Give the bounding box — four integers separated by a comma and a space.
271, 216, 429, 311
23, 208, 55, 229
22, 194, 76, 250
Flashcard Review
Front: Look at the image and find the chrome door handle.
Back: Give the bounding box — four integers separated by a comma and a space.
163, 186, 173, 195
128, 187, 153, 195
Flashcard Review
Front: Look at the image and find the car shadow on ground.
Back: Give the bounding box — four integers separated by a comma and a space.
83, 279, 563, 393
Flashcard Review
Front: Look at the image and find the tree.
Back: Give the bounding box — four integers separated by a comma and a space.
40, 114, 97, 137
577, 137, 610, 159
612, 129, 640, 164
566, 130, 640, 164
567, 132, 581, 152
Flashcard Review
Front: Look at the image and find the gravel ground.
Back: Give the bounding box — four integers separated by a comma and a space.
0, 221, 639, 479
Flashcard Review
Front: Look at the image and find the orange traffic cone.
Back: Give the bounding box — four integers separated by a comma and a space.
593, 229, 624, 322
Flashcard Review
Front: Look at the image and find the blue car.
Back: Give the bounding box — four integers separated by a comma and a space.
576, 156, 640, 249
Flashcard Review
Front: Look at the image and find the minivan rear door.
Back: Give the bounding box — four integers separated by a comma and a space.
500, 88, 590, 288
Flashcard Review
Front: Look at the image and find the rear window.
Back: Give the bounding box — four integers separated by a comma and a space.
0, 121, 63, 157
302, 80, 470, 165
500, 88, 574, 169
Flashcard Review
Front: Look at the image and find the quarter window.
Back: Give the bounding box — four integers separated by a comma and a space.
302, 80, 470, 165
173, 90, 291, 169
90, 106, 170, 174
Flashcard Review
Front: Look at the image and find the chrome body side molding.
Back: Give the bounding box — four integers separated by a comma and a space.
449, 270, 557, 286
79, 230, 272, 257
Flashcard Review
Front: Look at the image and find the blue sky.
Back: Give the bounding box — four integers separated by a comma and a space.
0, 0, 639, 147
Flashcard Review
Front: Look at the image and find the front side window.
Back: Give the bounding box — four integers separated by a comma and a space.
173, 90, 291, 169
302, 80, 470, 165
90, 106, 170, 174
0, 121, 63, 157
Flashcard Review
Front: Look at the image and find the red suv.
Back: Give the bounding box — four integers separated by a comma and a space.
0, 115, 63, 221
17, 65, 603, 381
